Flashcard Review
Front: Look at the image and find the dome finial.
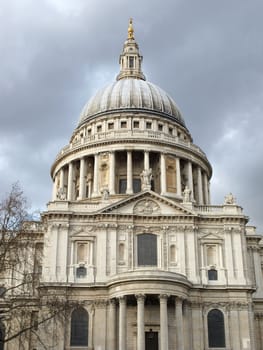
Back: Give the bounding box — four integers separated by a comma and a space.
128, 18, 134, 39
116, 19, 146, 81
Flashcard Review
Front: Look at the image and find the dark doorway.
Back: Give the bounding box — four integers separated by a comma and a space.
145, 331, 158, 350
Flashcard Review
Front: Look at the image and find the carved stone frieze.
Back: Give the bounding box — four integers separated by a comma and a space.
133, 199, 161, 215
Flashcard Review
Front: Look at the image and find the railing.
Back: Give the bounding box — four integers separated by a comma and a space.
55, 129, 208, 161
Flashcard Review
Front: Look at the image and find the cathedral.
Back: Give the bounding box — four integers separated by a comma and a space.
2, 19, 263, 350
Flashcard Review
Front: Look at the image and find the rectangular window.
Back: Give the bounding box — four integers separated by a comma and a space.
158, 124, 163, 131
138, 234, 157, 266
87, 129, 91, 136
146, 122, 152, 129
133, 179, 141, 193
133, 121, 139, 128
129, 56, 134, 68
97, 125, 102, 132
169, 127, 173, 135
119, 179, 127, 193
108, 122, 114, 130
121, 121, 127, 128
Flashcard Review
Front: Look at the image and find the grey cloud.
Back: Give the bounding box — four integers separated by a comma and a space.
0, 0, 262, 230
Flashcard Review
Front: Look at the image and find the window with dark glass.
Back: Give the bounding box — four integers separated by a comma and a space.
208, 269, 218, 281
129, 56, 134, 68
87, 129, 91, 136
146, 122, 152, 129
70, 308, 89, 346
207, 309, 226, 348
0, 322, 5, 350
76, 266, 87, 278
119, 179, 127, 193
169, 127, 173, 135
108, 122, 114, 130
121, 121, 127, 128
133, 121, 139, 128
97, 125, 102, 132
133, 179, 141, 193
138, 233, 157, 266
158, 124, 163, 131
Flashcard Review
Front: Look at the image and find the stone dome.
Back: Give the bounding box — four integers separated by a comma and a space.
78, 79, 185, 127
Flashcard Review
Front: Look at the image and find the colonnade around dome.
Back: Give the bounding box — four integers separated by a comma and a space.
52, 149, 210, 205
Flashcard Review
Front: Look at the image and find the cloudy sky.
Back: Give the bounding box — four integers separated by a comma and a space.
0, 0, 262, 231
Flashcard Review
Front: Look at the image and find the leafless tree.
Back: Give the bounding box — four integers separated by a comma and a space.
0, 184, 78, 349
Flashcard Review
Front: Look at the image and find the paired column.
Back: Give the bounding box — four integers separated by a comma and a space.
176, 157, 182, 196
67, 162, 74, 201
160, 153, 167, 195
108, 299, 117, 350
175, 297, 184, 350
92, 153, 99, 197
144, 151, 150, 170
79, 157, 86, 199
59, 168, 64, 191
197, 166, 204, 205
187, 161, 194, 200
203, 173, 209, 205
126, 151, 133, 194
52, 174, 59, 200
109, 151, 116, 195
160, 294, 169, 350
119, 296, 127, 350
136, 294, 145, 350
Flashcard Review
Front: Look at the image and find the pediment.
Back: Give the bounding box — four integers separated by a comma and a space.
199, 232, 223, 242
99, 191, 196, 217
70, 226, 96, 238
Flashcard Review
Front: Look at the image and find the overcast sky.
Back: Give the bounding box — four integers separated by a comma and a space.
0, 0, 262, 231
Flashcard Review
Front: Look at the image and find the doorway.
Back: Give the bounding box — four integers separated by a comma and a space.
145, 330, 158, 350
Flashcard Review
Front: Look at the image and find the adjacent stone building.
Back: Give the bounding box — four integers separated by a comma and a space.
2, 19, 263, 350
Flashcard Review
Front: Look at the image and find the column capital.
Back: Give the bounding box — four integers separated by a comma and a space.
108, 298, 117, 306
135, 294, 146, 303
119, 295, 127, 304
159, 294, 169, 302
175, 296, 184, 304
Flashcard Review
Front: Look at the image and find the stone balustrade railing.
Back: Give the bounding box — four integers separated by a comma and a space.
55, 129, 207, 161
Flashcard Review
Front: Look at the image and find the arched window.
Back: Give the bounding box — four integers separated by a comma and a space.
70, 308, 89, 346
0, 322, 5, 350
137, 233, 157, 266
207, 309, 225, 348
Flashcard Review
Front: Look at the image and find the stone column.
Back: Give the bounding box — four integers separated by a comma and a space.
160, 153, 167, 195
59, 167, 64, 191
187, 161, 194, 200
67, 162, 74, 201
176, 157, 182, 196
126, 151, 133, 194
109, 151, 116, 195
52, 174, 59, 200
119, 296, 127, 350
92, 153, 99, 197
197, 167, 204, 205
203, 173, 209, 205
144, 151, 150, 170
160, 294, 169, 350
136, 294, 145, 350
108, 299, 117, 350
88, 308, 94, 349
79, 157, 86, 199
175, 297, 184, 350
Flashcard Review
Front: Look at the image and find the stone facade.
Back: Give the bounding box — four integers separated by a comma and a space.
1, 20, 263, 350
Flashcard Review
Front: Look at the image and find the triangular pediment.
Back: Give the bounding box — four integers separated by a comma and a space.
199, 232, 223, 241
99, 191, 196, 217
